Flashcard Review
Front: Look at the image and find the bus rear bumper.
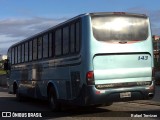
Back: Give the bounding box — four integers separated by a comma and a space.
74, 82, 155, 106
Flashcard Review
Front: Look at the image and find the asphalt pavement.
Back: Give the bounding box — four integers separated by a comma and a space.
128, 85, 160, 106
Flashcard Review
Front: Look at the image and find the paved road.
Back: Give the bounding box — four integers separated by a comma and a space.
0, 86, 160, 120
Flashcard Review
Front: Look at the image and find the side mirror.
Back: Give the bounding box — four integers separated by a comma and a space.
3, 59, 10, 70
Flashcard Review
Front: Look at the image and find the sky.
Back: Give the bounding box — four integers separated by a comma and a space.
0, 0, 160, 54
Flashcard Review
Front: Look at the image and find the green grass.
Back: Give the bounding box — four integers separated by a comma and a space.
0, 69, 6, 75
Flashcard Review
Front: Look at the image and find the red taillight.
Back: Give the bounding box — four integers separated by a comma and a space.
86, 71, 95, 85
87, 71, 94, 79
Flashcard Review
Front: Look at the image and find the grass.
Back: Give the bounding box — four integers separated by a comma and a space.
0, 69, 6, 75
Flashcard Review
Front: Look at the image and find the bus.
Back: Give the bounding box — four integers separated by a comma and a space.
5, 12, 155, 111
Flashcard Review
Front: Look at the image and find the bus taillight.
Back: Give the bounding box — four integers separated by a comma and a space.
86, 71, 95, 85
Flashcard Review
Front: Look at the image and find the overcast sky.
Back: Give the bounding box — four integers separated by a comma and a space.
0, 0, 160, 54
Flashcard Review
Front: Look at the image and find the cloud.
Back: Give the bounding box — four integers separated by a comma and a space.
0, 17, 67, 54
0, 17, 66, 37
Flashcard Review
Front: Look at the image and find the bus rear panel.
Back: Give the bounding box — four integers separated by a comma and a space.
78, 12, 154, 105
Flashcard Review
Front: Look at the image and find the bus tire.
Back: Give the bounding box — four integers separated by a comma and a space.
48, 87, 61, 111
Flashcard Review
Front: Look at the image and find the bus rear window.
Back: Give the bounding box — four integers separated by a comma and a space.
91, 15, 148, 42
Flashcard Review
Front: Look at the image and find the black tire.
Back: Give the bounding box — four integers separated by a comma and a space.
48, 87, 61, 111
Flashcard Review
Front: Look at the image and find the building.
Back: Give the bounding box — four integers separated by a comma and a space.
153, 35, 160, 68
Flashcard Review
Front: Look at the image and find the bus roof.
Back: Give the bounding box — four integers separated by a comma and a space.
89, 12, 147, 17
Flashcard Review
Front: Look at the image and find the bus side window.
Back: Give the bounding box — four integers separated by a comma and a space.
8, 49, 11, 65
33, 38, 37, 60
15, 47, 17, 64
11, 48, 14, 64
18, 45, 21, 63
25, 42, 29, 62
63, 26, 69, 55
22, 44, 25, 62
70, 24, 75, 53
76, 22, 80, 53
49, 32, 53, 57
55, 29, 62, 56
38, 37, 42, 59
29, 40, 33, 61
43, 34, 49, 58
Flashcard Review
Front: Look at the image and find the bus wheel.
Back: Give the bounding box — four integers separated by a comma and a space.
48, 87, 60, 111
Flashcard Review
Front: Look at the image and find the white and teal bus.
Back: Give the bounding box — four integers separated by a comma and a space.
6, 12, 155, 111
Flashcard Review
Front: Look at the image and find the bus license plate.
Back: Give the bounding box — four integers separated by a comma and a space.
120, 92, 131, 98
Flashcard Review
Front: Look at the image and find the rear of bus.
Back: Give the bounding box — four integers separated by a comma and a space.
83, 12, 154, 105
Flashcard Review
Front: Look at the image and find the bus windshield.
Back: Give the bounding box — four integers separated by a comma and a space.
91, 15, 148, 42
